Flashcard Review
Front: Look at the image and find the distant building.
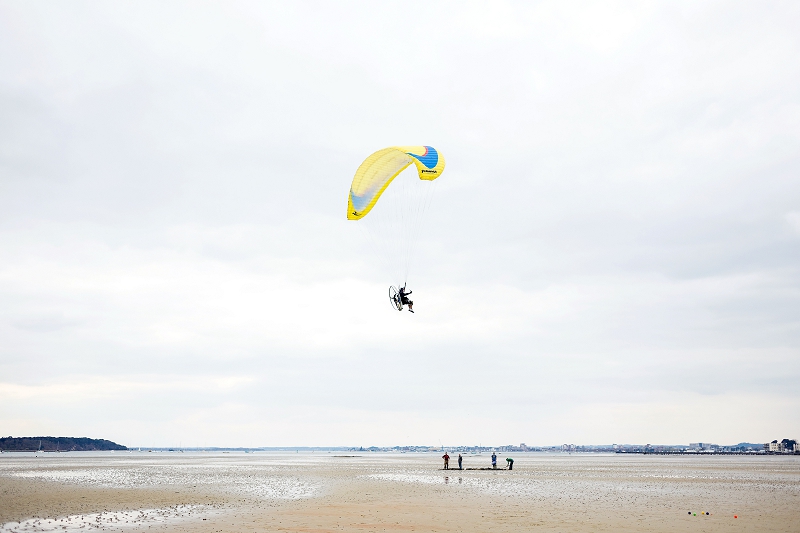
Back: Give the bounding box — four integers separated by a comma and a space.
689, 442, 718, 451
767, 440, 783, 452
765, 439, 798, 453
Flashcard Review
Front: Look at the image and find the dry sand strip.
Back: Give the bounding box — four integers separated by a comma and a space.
0, 475, 228, 525
191, 473, 800, 533
0, 470, 800, 533
1, 505, 218, 532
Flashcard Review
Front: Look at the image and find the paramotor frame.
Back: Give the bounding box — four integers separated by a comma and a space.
389, 285, 403, 311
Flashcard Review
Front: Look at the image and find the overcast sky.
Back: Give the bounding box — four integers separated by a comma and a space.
1, 1, 798, 447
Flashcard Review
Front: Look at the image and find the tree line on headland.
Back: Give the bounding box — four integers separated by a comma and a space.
0, 436, 127, 451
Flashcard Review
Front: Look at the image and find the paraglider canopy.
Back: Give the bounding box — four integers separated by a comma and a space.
347, 146, 445, 220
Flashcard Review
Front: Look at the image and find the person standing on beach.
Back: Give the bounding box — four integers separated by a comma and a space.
443, 452, 450, 469
491, 452, 497, 469
506, 457, 514, 470
458, 454, 463, 470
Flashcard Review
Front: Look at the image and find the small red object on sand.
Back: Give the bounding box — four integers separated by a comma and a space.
734, 515, 738, 518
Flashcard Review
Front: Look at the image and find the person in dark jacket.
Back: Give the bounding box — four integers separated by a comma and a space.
399, 286, 414, 313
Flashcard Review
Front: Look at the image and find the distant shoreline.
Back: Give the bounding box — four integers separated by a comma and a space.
0, 437, 126, 452
4, 448, 797, 457
3, 439, 796, 456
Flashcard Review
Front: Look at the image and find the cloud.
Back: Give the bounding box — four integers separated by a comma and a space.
787, 212, 800, 234
0, 375, 255, 401
0, 1, 798, 445
12, 312, 83, 332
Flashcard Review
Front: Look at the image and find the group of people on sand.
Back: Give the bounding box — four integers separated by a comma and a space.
441, 452, 463, 470
441, 451, 514, 470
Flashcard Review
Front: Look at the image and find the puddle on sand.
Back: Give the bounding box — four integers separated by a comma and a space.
369, 473, 446, 485
10, 469, 318, 500
0, 505, 215, 532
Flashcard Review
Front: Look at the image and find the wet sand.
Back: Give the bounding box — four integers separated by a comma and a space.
1, 452, 798, 532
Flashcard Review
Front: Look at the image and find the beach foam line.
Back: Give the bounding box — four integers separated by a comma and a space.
0, 504, 217, 532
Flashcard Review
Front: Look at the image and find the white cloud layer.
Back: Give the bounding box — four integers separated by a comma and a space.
1, 0, 798, 446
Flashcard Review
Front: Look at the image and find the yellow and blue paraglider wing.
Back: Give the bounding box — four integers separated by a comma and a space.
347, 148, 412, 220
347, 146, 445, 220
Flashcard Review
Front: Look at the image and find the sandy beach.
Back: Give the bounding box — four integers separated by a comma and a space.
1, 452, 799, 532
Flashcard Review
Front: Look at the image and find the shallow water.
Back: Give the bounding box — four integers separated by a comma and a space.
2, 451, 799, 496
1, 451, 320, 500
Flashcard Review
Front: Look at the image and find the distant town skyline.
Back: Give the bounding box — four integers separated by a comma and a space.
3, 436, 797, 456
